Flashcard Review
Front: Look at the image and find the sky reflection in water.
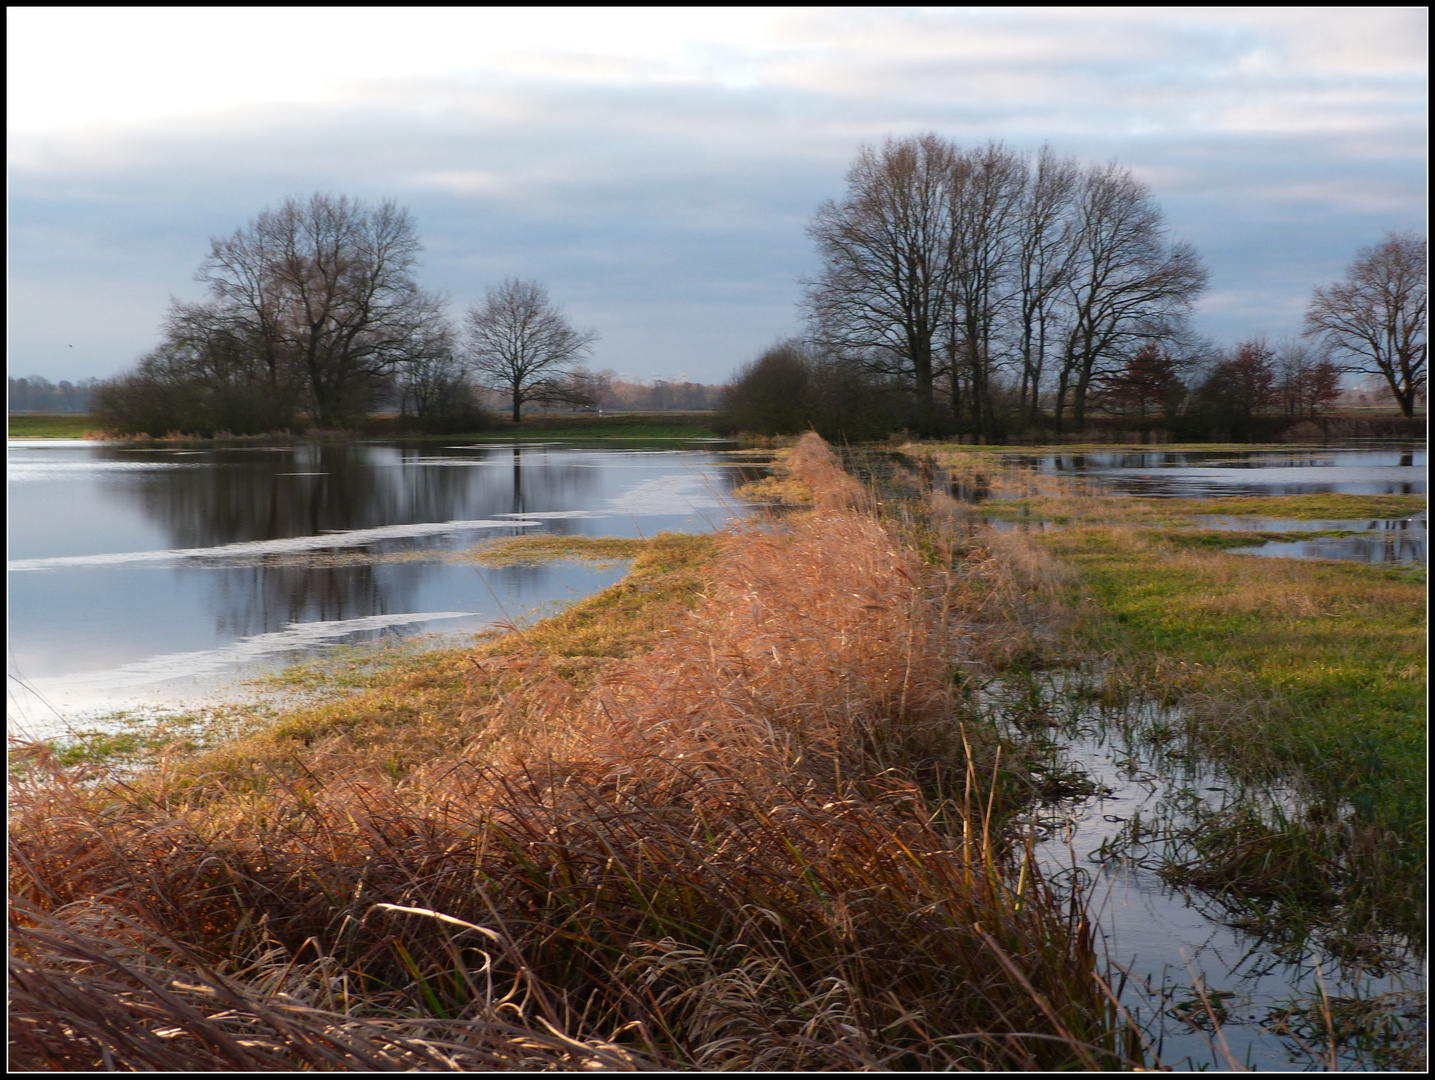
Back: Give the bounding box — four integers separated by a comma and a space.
7, 439, 757, 737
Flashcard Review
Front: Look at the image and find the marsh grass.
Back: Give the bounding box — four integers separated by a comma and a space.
9, 434, 1134, 1071
861, 443, 1425, 1063
976, 493, 1426, 529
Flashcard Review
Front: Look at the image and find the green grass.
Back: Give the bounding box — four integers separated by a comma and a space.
892, 437, 1426, 952
459, 534, 650, 565
1038, 524, 1426, 942
7, 412, 99, 438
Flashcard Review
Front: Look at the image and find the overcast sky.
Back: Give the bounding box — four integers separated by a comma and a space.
7, 6, 1428, 387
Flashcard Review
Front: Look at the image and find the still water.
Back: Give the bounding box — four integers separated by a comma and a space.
1013, 446, 1426, 498
8, 439, 753, 739
995, 678, 1424, 1071
966, 446, 1427, 565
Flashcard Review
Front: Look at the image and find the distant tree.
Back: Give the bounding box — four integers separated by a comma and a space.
1300, 360, 1343, 421
1272, 339, 1341, 421
805, 134, 963, 434
94, 194, 446, 434
1052, 162, 1208, 433
806, 136, 1205, 439
8, 375, 101, 413
1304, 231, 1426, 417
1190, 339, 1277, 440
465, 279, 598, 423
393, 323, 492, 433
1011, 146, 1081, 427
943, 142, 1032, 440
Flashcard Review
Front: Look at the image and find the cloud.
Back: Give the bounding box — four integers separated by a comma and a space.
7, 8, 1426, 384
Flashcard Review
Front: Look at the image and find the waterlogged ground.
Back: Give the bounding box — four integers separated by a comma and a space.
10, 437, 1424, 1068
858, 442, 1426, 1070
7, 438, 757, 740
983, 674, 1424, 1071
1009, 447, 1425, 498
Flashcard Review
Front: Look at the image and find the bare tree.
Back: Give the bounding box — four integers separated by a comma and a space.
944, 141, 1026, 438
465, 279, 598, 422
1012, 146, 1081, 426
807, 137, 1204, 438
198, 194, 440, 427
1304, 231, 1426, 417
1053, 162, 1208, 432
1271, 338, 1341, 421
805, 134, 963, 434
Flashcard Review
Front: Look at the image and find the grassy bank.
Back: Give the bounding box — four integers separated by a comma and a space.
9, 435, 1130, 1071
7, 412, 99, 438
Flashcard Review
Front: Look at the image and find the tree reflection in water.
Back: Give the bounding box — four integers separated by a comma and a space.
84, 441, 733, 639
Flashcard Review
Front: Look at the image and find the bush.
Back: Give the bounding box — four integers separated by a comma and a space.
92, 370, 294, 438
716, 343, 813, 436
716, 342, 906, 443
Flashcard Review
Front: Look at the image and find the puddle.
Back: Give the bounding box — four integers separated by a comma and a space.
979, 675, 1425, 1071
1228, 534, 1426, 564
1203, 513, 1427, 565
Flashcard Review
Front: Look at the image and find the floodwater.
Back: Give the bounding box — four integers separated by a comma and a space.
989, 678, 1424, 1071
7, 438, 753, 740
965, 446, 1428, 565
1013, 446, 1426, 498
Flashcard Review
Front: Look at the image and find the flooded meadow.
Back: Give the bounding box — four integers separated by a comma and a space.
8, 435, 1425, 1069
7, 437, 757, 740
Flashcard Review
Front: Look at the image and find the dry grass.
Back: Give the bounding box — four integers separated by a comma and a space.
9, 433, 1127, 1071
458, 535, 650, 566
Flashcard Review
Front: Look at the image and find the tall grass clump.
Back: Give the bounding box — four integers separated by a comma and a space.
10, 433, 1129, 1070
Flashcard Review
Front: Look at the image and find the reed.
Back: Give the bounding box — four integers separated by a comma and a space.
9, 433, 1130, 1070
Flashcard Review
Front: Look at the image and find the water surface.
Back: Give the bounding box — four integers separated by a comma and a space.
1012, 447, 1425, 498
991, 678, 1423, 1071
8, 439, 751, 739
957, 446, 1427, 564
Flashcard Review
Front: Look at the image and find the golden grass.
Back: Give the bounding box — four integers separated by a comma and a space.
9, 433, 1125, 1070
457, 534, 650, 566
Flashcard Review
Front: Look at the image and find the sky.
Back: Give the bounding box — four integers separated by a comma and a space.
7, 6, 1428, 388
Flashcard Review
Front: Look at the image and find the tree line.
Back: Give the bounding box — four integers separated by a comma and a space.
82, 160, 1427, 441
93, 195, 600, 436
720, 134, 1425, 441
8, 375, 101, 413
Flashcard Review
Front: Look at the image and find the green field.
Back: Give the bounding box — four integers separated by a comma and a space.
7, 412, 99, 438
